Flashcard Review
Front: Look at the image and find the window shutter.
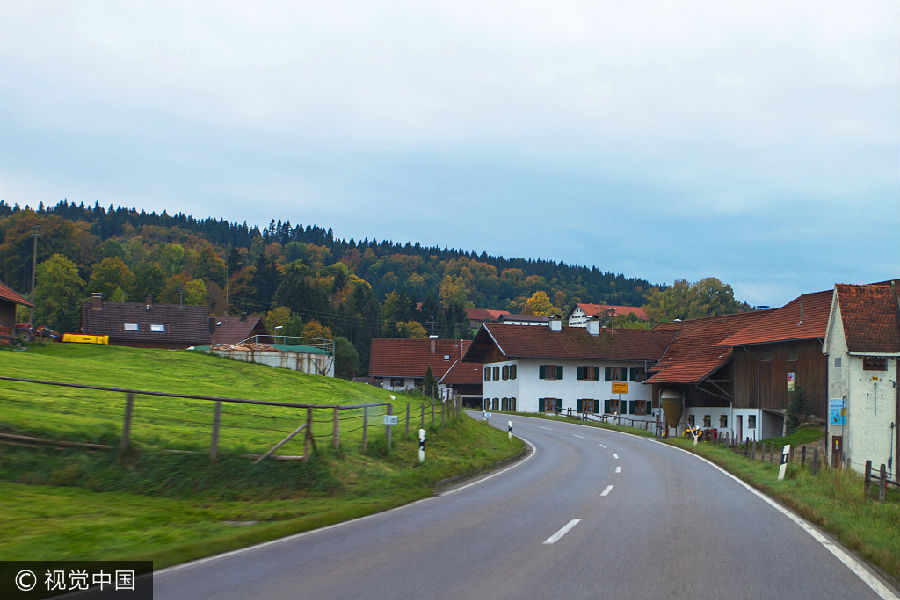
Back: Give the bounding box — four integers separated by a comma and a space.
539, 365, 546, 379
539, 398, 545, 412
605, 367, 612, 381
577, 398, 583, 412
604, 399, 610, 413
593, 368, 599, 381
511, 365, 517, 379
557, 366, 563, 380
577, 366, 583, 380
484, 367, 490, 381
628, 401, 635, 414
593, 401, 600, 414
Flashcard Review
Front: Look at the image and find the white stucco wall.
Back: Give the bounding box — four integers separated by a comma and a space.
481, 358, 655, 417
826, 302, 899, 474
209, 349, 334, 377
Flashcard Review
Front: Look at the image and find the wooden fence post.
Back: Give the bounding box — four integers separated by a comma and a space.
441, 401, 445, 427
420, 403, 425, 429
864, 460, 872, 497
812, 448, 819, 475
431, 400, 435, 427
405, 403, 411, 439
120, 393, 135, 452
386, 404, 393, 452
751, 441, 756, 461
210, 401, 222, 461
801, 445, 806, 467
879, 464, 887, 502
304, 408, 312, 461
333, 407, 340, 448
362, 406, 368, 452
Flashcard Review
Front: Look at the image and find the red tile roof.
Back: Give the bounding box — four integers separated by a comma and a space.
209, 315, 269, 345
0, 281, 33, 308
646, 310, 771, 384
575, 303, 648, 321
465, 308, 511, 322
440, 360, 484, 385
834, 281, 900, 353
465, 323, 675, 362
368, 338, 471, 379
717, 290, 832, 347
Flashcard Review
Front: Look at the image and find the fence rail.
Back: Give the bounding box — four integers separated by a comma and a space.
0, 376, 462, 462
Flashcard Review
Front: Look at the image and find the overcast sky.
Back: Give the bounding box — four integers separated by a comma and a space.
1, 2, 897, 307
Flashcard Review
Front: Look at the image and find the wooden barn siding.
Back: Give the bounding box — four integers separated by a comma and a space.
732, 341, 827, 418
0, 300, 16, 328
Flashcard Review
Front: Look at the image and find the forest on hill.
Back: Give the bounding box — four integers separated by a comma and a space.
0, 200, 747, 375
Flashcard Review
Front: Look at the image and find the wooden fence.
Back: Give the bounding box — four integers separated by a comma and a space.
0, 375, 461, 462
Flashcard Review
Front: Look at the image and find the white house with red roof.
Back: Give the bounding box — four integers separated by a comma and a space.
368, 337, 470, 397
463, 318, 675, 418
568, 303, 648, 326
824, 281, 900, 476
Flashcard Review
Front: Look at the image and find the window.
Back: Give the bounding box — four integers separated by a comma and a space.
483, 398, 490, 410
703, 415, 711, 428
604, 399, 622, 414
390, 378, 405, 387
748, 415, 757, 429
634, 400, 649, 415
787, 345, 798, 362
834, 357, 842, 368
688, 414, 695, 427
509, 397, 517, 411
629, 367, 646, 382
484, 367, 491, 381
577, 399, 600, 414
539, 365, 563, 380
510, 364, 517, 380
539, 398, 560, 412
577, 366, 600, 381
720, 415, 728, 428
493, 366, 500, 380
502, 365, 509, 380
605, 367, 627, 381
150, 323, 165, 332
123, 323, 138, 331
492, 398, 499, 410
863, 357, 887, 371
760, 348, 772, 361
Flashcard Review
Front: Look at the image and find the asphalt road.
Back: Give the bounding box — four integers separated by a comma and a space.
155, 413, 897, 600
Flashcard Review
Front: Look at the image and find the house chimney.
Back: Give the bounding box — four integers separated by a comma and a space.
587, 318, 600, 336
91, 293, 102, 310
429, 334, 438, 354
549, 316, 562, 332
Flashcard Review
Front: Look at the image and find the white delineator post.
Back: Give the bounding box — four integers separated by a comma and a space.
418, 428, 426, 463
778, 444, 791, 481
508, 420, 513, 440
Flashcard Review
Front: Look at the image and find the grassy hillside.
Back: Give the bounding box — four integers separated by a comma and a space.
0, 343, 523, 567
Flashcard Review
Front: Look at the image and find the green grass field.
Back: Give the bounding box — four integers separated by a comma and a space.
0, 343, 524, 567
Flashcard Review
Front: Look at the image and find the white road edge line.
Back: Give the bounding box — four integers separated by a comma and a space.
598, 443, 607, 448
600, 485, 614, 497
615, 466, 622, 474
158, 435, 538, 577
543, 519, 581, 544
573, 434, 584, 439
612, 453, 619, 459
655, 440, 900, 600
539, 426, 552, 430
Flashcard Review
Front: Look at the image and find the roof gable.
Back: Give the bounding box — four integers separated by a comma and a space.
0, 281, 33, 308
834, 281, 900, 353
368, 338, 470, 378
440, 360, 484, 385
209, 315, 268, 345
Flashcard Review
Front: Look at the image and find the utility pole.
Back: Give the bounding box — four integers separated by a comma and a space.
30, 225, 40, 326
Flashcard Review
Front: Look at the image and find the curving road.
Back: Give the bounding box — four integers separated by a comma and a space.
155, 413, 897, 600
